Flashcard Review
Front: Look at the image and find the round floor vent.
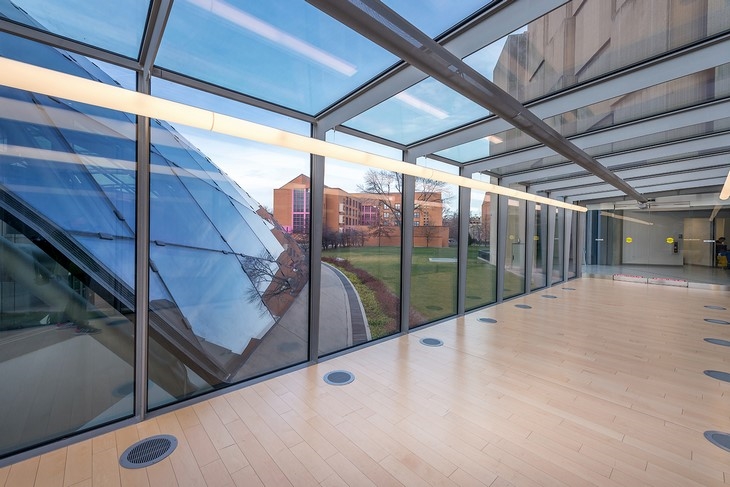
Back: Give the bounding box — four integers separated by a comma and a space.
120, 435, 177, 469
705, 338, 730, 347
323, 370, 355, 386
515, 304, 532, 309
704, 370, 730, 383
542, 295, 557, 299
420, 337, 443, 347
705, 431, 730, 452
704, 318, 730, 325
478, 317, 497, 323
704, 305, 727, 310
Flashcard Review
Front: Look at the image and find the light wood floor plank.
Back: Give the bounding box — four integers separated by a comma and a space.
3, 278, 730, 486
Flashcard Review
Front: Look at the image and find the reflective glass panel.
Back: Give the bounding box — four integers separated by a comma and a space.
568, 211, 579, 279
476, 0, 730, 104
465, 190, 497, 310
462, 64, 730, 164
585, 205, 730, 286
320, 136, 402, 355
410, 179, 458, 327
531, 204, 547, 290
149, 81, 310, 407
504, 198, 526, 299
552, 208, 564, 283
0, 77, 135, 457
1, 0, 149, 57
157, 0, 397, 114
345, 78, 489, 145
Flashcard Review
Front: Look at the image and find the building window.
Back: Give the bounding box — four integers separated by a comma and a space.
292, 188, 310, 233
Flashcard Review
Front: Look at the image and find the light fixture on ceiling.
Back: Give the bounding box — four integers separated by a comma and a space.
0, 57, 586, 212
393, 92, 448, 119
187, 0, 357, 76
720, 169, 730, 200
484, 135, 503, 144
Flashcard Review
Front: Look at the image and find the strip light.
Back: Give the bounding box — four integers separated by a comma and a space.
0, 57, 586, 212
720, 170, 730, 201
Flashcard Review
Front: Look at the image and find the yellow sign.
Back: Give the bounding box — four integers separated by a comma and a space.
626, 237, 633, 243
666, 237, 674, 244
533, 236, 539, 241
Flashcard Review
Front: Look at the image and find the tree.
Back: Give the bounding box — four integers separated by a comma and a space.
422, 224, 436, 248
357, 169, 451, 227
369, 218, 395, 247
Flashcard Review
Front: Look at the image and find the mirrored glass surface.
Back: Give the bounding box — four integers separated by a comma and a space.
157, 0, 397, 115
0, 67, 136, 457
475, 0, 730, 104
0, 0, 149, 57
149, 79, 311, 406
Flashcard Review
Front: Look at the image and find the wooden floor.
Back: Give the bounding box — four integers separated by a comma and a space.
2, 277, 730, 486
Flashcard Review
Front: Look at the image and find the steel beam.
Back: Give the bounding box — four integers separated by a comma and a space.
316, 0, 568, 130
307, 0, 646, 202
412, 34, 730, 159
469, 98, 730, 174
503, 132, 730, 185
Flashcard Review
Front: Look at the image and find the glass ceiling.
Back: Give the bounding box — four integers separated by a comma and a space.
156, 0, 492, 115
1, 0, 148, 57
1, 0, 729, 203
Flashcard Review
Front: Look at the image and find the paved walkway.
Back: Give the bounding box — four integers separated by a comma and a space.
235, 263, 368, 380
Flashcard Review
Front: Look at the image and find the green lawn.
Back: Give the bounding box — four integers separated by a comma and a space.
323, 246, 521, 323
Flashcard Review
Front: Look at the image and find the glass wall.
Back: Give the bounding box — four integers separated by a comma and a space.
465, 191, 498, 310
0, 84, 136, 456
568, 211, 579, 279
552, 208, 565, 283
531, 204, 548, 290
0, 22, 591, 463
585, 204, 730, 285
319, 133, 402, 356
410, 178, 458, 327
148, 81, 311, 408
504, 198, 526, 298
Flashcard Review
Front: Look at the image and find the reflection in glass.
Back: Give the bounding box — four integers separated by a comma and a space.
319, 162, 402, 356
531, 204, 547, 290
465, 191, 497, 310
148, 102, 310, 408
568, 211, 579, 279
410, 181, 458, 327
553, 208, 564, 283
0, 0, 149, 58
504, 198, 526, 299
0, 82, 136, 457
585, 206, 730, 286
485, 0, 730, 104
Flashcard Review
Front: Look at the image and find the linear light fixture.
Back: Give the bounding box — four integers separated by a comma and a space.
0, 57, 585, 212
721, 169, 730, 200
393, 92, 448, 119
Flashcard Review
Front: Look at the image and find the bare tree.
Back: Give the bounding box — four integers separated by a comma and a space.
369, 218, 395, 247
357, 169, 451, 227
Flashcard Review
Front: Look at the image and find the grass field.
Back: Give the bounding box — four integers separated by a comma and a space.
323, 246, 522, 324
